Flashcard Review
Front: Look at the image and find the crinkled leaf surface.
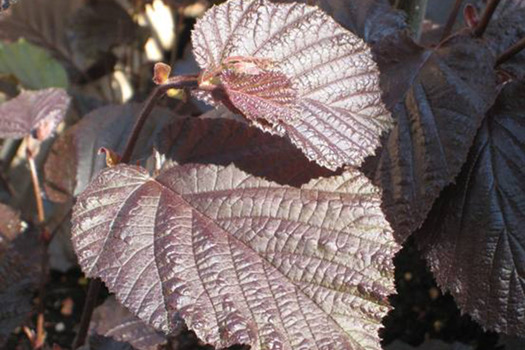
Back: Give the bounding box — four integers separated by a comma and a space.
72, 163, 399, 350
0, 204, 40, 346
0, 88, 70, 140
90, 297, 167, 350
156, 116, 333, 186
44, 104, 177, 202
365, 33, 498, 241
192, 0, 392, 170
0, 39, 68, 89
277, 0, 406, 44
415, 80, 525, 336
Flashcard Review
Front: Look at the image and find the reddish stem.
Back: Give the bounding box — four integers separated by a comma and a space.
496, 37, 525, 67
440, 0, 464, 42
473, 0, 501, 37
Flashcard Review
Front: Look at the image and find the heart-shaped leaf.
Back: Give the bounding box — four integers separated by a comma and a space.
0, 204, 40, 346
0, 88, 70, 140
415, 80, 525, 336
366, 33, 498, 241
72, 163, 399, 350
155, 115, 334, 185
192, 0, 392, 170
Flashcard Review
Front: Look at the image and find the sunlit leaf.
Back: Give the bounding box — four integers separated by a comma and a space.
0, 88, 70, 140
72, 163, 399, 349
192, 0, 392, 170
416, 80, 525, 336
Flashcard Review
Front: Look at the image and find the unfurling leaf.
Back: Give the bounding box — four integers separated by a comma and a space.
153, 62, 171, 85
0, 204, 40, 347
72, 163, 399, 350
192, 0, 392, 170
416, 80, 525, 337
0, 88, 70, 140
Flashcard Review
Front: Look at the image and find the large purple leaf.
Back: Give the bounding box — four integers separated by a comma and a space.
0, 88, 70, 140
192, 0, 392, 170
0, 204, 40, 346
366, 33, 498, 241
72, 163, 399, 349
415, 80, 525, 336
155, 115, 334, 185
44, 104, 178, 202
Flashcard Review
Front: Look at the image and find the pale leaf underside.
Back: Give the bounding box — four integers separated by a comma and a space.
192, 0, 391, 170
72, 164, 399, 350
0, 88, 70, 140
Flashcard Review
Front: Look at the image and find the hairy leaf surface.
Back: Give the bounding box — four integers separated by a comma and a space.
72, 163, 399, 350
156, 116, 333, 185
0, 88, 70, 140
90, 297, 167, 350
416, 80, 525, 336
0, 39, 68, 89
192, 0, 392, 170
44, 104, 177, 202
366, 33, 498, 240
0, 204, 40, 346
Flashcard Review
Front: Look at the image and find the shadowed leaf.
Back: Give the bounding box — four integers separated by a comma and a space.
415, 80, 525, 337
156, 115, 334, 186
0, 39, 68, 89
72, 163, 399, 350
44, 104, 178, 202
90, 297, 167, 350
0, 88, 70, 140
366, 33, 498, 241
192, 0, 392, 170
0, 204, 40, 346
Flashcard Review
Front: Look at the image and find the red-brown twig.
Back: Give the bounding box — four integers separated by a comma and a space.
440, 0, 464, 41
473, 0, 501, 37
496, 37, 525, 67
71, 278, 102, 349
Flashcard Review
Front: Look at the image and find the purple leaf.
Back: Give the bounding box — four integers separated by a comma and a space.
366, 33, 498, 241
72, 164, 399, 349
0, 204, 40, 346
415, 80, 525, 336
192, 0, 392, 170
0, 88, 70, 140
44, 104, 178, 202
156, 115, 334, 185
90, 297, 167, 350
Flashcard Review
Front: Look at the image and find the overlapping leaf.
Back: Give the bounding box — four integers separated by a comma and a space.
0, 88, 70, 140
0, 39, 68, 89
366, 33, 498, 241
72, 163, 399, 350
44, 104, 178, 202
90, 297, 167, 350
0, 204, 40, 346
156, 115, 333, 185
192, 0, 392, 170
415, 80, 525, 336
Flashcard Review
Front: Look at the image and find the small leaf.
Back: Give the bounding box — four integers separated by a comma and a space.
72, 164, 399, 350
90, 297, 167, 350
0, 204, 41, 347
44, 104, 179, 202
415, 80, 525, 337
0, 39, 68, 89
153, 63, 171, 85
192, 0, 392, 170
366, 33, 498, 241
0, 88, 70, 140
155, 114, 334, 185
